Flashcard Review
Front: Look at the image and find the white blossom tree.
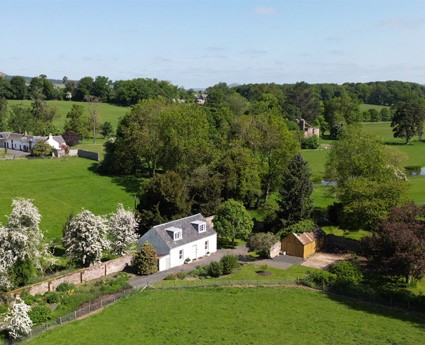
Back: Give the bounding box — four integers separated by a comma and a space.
6, 296, 33, 339
63, 210, 109, 266
108, 204, 138, 256
6, 198, 46, 266
0, 198, 49, 290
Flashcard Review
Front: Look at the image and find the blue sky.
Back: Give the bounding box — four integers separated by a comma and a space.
1, 0, 425, 88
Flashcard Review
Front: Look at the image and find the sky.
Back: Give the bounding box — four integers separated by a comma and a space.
1, 0, 425, 88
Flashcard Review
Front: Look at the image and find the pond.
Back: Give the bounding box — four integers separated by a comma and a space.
406, 167, 425, 176
321, 180, 337, 186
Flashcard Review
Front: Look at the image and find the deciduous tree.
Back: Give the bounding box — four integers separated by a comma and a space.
361, 203, 425, 284
213, 199, 253, 244
63, 210, 109, 266
247, 232, 277, 258
391, 95, 425, 144
108, 204, 138, 256
6, 296, 33, 339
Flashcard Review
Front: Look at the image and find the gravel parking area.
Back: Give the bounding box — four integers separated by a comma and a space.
301, 252, 352, 269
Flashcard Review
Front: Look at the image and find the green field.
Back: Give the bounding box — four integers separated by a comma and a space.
7, 100, 130, 132
302, 122, 425, 206
359, 104, 389, 112
26, 287, 425, 345
0, 158, 135, 239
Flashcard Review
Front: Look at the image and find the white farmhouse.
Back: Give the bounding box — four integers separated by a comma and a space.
0, 132, 66, 152
138, 214, 217, 272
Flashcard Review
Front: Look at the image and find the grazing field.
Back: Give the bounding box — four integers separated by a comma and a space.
7, 100, 129, 132
0, 157, 135, 239
27, 287, 425, 345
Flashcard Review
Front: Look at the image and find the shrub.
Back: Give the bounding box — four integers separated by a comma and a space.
301, 136, 319, 149
44, 292, 61, 304
305, 270, 336, 287
208, 261, 223, 278
329, 261, 363, 286
188, 265, 207, 278
28, 304, 52, 325
220, 255, 240, 275
30, 141, 53, 157
133, 242, 158, 276
56, 282, 76, 293
247, 232, 277, 258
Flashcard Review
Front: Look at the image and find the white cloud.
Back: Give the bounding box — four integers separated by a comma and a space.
378, 17, 425, 30
254, 7, 278, 15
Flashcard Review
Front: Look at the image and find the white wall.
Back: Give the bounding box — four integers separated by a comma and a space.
168, 233, 217, 269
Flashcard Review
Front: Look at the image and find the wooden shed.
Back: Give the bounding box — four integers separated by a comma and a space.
281, 229, 325, 259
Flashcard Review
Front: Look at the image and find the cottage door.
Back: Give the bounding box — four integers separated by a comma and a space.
192, 245, 197, 259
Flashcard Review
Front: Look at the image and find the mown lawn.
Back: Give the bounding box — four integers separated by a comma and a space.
0, 157, 136, 239
7, 100, 129, 132
26, 287, 425, 345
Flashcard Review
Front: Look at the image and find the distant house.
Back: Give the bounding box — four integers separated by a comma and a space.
138, 214, 217, 272
281, 229, 325, 259
298, 119, 320, 138
0, 132, 66, 152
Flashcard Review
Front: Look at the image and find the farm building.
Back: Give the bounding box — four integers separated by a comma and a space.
0, 132, 66, 152
281, 229, 325, 259
138, 214, 217, 272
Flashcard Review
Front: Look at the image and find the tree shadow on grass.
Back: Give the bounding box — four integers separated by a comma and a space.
323, 289, 425, 331
111, 175, 142, 195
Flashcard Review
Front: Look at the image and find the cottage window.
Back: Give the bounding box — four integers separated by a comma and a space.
205, 241, 209, 251
179, 250, 183, 260
174, 231, 181, 240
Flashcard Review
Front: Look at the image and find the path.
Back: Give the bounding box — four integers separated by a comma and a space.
129, 244, 304, 289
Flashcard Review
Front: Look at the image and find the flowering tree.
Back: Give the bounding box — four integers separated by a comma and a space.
0, 198, 48, 290
108, 204, 138, 256
6, 296, 33, 339
63, 210, 109, 266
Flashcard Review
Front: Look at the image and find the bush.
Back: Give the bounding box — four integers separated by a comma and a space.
305, 270, 336, 287
220, 255, 240, 275
56, 282, 76, 292
247, 232, 277, 258
329, 261, 363, 286
133, 242, 158, 276
301, 136, 319, 149
44, 292, 61, 304
208, 261, 223, 278
188, 265, 208, 278
28, 304, 52, 325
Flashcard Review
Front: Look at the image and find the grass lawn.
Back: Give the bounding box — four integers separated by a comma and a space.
26, 287, 425, 345
7, 100, 129, 133
359, 104, 389, 112
0, 157, 136, 239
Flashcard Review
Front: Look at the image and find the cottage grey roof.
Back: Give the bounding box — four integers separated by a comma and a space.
151, 214, 216, 250
52, 135, 66, 145
0, 132, 11, 140
7, 133, 25, 141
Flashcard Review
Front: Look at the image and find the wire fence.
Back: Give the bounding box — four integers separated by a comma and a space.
3, 277, 424, 344
2, 288, 136, 345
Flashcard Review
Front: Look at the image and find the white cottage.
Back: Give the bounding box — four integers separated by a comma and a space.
138, 214, 217, 272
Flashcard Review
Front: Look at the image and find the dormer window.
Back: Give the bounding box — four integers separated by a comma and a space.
166, 226, 183, 241
192, 220, 206, 233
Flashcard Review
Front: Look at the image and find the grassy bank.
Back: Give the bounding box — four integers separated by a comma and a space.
0, 157, 135, 239
26, 287, 425, 345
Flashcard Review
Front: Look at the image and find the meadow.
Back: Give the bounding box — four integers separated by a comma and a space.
26, 287, 425, 345
303, 121, 425, 207
0, 157, 135, 239
7, 100, 130, 132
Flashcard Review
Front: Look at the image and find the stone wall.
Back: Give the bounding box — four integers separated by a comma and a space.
78, 149, 99, 161
10, 254, 133, 296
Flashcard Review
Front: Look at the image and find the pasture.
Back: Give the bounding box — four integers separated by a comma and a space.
303, 122, 425, 206
7, 100, 130, 133
26, 287, 425, 345
0, 157, 135, 239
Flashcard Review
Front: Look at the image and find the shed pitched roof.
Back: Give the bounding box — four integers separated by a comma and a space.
292, 229, 325, 246
151, 214, 215, 250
